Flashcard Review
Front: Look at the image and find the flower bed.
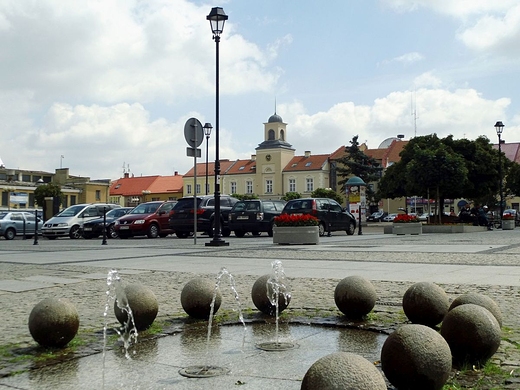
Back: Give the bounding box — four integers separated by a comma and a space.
393, 214, 419, 223
273, 214, 319, 227
273, 214, 319, 245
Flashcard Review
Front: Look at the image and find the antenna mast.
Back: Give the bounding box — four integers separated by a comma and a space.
411, 88, 418, 138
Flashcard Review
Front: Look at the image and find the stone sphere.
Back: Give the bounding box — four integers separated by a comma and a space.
181, 278, 222, 319
449, 292, 502, 327
114, 283, 158, 331
251, 274, 291, 316
301, 352, 387, 390
381, 324, 452, 390
334, 275, 377, 319
441, 303, 501, 367
28, 298, 80, 347
402, 282, 449, 327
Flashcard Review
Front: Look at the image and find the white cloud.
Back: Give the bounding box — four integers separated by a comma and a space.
381, 52, 424, 67
381, 0, 518, 17
413, 72, 443, 88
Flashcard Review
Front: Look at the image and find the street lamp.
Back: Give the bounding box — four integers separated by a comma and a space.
203, 122, 213, 195
206, 7, 229, 247
495, 121, 505, 221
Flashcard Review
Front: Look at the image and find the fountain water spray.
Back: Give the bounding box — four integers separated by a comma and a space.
180, 267, 247, 378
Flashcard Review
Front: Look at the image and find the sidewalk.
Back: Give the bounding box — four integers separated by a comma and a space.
0, 226, 519, 388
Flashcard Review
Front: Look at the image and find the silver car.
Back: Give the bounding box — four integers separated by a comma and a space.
0, 211, 43, 240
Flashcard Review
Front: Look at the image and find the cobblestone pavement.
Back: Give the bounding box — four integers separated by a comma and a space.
0, 226, 519, 388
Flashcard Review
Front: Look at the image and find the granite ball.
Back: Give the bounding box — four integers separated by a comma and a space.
449, 292, 502, 327
114, 283, 158, 331
381, 324, 452, 390
181, 278, 222, 319
402, 282, 449, 327
251, 274, 291, 316
28, 298, 79, 348
334, 275, 377, 318
301, 352, 387, 390
441, 303, 501, 367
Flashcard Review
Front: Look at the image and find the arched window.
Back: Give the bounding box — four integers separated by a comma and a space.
280, 129, 285, 141
268, 129, 275, 140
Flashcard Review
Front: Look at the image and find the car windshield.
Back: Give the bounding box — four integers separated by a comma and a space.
106, 208, 127, 218
130, 203, 160, 214
55, 205, 86, 217
174, 198, 203, 210
0, 212, 7, 219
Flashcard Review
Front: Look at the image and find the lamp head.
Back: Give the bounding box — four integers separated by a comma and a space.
207, 7, 228, 37
203, 122, 213, 137
495, 121, 504, 135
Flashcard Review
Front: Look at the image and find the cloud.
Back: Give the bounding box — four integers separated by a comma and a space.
380, 52, 424, 67
380, 0, 518, 17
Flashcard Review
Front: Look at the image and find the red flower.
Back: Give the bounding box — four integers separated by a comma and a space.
274, 213, 319, 227
393, 214, 419, 223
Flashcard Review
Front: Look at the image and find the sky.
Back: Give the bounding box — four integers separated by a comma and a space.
1, 0, 520, 180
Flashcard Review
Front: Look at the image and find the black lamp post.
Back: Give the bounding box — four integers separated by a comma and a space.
495, 121, 505, 221
204, 122, 213, 195
206, 7, 229, 247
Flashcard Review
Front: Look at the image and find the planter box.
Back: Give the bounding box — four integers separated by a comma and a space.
392, 222, 422, 235
502, 219, 515, 230
422, 225, 487, 234
273, 226, 319, 245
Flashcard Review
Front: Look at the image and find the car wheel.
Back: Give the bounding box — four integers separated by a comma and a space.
69, 225, 81, 239
268, 222, 274, 237
108, 225, 118, 239
234, 230, 245, 238
318, 222, 326, 237
176, 232, 189, 238
147, 224, 159, 238
252, 231, 261, 236
5, 228, 15, 240
346, 221, 356, 235
222, 227, 231, 237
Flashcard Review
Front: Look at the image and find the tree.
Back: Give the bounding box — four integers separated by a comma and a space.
505, 162, 520, 197
282, 192, 302, 201
233, 193, 259, 200
34, 183, 63, 207
311, 188, 344, 204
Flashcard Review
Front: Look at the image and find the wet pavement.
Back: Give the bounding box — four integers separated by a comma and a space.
1, 225, 520, 389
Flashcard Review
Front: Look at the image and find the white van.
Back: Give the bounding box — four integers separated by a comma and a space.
42, 203, 121, 239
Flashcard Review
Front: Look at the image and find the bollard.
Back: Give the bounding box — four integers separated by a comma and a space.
102, 206, 107, 245
33, 210, 39, 245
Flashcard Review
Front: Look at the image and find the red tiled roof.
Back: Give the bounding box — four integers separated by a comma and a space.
283, 154, 329, 172
148, 175, 184, 193
110, 176, 159, 196
329, 145, 346, 160
183, 160, 237, 177
225, 159, 257, 175
493, 142, 520, 164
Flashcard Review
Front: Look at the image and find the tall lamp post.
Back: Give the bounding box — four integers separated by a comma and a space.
495, 121, 505, 221
204, 123, 213, 195
206, 7, 229, 247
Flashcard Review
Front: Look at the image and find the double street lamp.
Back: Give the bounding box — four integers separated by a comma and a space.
206, 7, 229, 247
204, 123, 213, 195
495, 121, 505, 220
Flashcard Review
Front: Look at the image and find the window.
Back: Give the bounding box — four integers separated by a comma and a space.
306, 178, 314, 192
95, 190, 101, 201
268, 129, 275, 140
280, 129, 285, 141
305, 162, 312, 167
246, 181, 253, 194
22, 174, 31, 182
196, 183, 201, 194
230, 182, 237, 194
289, 178, 296, 192
187, 184, 192, 194
205, 183, 210, 194
266, 180, 273, 193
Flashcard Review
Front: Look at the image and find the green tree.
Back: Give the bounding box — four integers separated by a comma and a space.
505, 162, 520, 196
311, 188, 344, 204
34, 183, 63, 207
233, 193, 259, 200
282, 192, 301, 201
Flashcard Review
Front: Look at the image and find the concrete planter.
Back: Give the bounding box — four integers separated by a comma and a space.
273, 226, 319, 245
392, 222, 422, 235
502, 219, 515, 230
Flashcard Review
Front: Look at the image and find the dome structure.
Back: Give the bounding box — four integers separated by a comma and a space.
378, 137, 400, 149
268, 113, 283, 123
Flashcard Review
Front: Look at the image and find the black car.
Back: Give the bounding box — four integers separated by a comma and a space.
281, 198, 356, 236
82, 207, 133, 239
367, 211, 388, 222
228, 199, 286, 237
169, 195, 239, 238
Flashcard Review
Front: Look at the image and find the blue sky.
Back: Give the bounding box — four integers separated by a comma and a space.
1, 0, 519, 179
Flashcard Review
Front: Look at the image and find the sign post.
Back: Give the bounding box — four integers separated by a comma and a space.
184, 118, 203, 244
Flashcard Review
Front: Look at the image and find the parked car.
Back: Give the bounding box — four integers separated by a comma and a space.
114, 201, 177, 239
228, 199, 286, 237
280, 198, 356, 236
0, 211, 43, 240
382, 213, 398, 222
367, 211, 388, 222
82, 207, 133, 239
42, 203, 121, 239
169, 195, 239, 238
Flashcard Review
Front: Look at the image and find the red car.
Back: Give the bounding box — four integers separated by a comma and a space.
114, 201, 177, 238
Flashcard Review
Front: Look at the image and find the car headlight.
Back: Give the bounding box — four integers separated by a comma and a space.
134, 220, 145, 224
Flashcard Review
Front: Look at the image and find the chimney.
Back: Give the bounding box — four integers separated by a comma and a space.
174, 171, 178, 176
251, 154, 256, 161
124, 172, 129, 178
304, 151, 311, 158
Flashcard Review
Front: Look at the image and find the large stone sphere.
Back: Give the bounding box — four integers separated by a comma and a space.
181, 278, 222, 319
402, 282, 449, 327
301, 352, 387, 390
251, 274, 291, 316
449, 292, 502, 327
334, 275, 377, 319
381, 324, 452, 390
28, 298, 79, 347
441, 303, 501, 367
114, 283, 158, 331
